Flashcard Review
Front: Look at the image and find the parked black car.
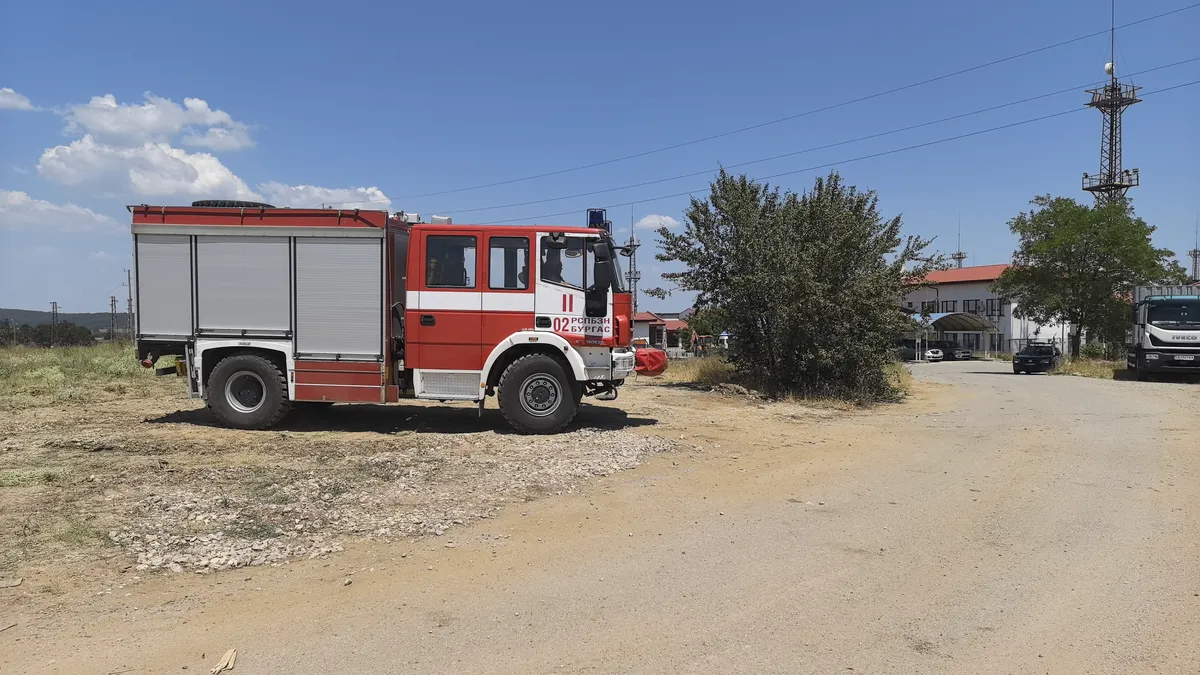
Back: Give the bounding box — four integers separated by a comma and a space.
1013, 344, 1062, 374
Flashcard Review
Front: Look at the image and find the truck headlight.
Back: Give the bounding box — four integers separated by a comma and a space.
1146, 353, 1159, 360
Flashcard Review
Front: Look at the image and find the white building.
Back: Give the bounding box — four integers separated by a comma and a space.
901, 264, 1070, 353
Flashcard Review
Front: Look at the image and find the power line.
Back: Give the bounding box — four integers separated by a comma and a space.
387, 2, 1200, 201
486, 78, 1200, 225
435, 57, 1200, 216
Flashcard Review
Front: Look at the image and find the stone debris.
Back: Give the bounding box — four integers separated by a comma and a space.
104, 429, 675, 573
210, 648, 236, 674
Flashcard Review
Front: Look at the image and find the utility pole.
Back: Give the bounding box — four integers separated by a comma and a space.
125, 268, 134, 343
1082, 0, 1140, 205
50, 301, 59, 347
110, 295, 118, 341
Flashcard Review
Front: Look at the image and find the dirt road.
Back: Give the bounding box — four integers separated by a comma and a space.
10, 361, 1200, 673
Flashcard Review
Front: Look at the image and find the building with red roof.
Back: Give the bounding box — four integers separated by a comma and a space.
902, 263, 1071, 353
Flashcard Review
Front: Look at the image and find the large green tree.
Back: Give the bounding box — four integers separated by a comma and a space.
991, 196, 1186, 358
649, 169, 941, 402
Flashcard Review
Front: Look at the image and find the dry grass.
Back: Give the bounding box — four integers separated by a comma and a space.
886, 360, 913, 394
658, 356, 738, 387
0, 342, 172, 411
1054, 359, 1124, 380
651, 356, 913, 402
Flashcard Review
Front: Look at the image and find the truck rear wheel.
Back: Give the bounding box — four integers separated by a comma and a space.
207, 354, 291, 429
497, 354, 578, 434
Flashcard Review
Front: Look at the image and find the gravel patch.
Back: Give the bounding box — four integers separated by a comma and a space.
108, 429, 676, 573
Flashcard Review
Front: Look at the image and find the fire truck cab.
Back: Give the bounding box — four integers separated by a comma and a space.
130, 201, 638, 434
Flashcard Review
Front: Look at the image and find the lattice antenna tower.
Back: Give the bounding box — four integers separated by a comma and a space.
950, 214, 968, 269
625, 210, 642, 316
1082, 0, 1141, 205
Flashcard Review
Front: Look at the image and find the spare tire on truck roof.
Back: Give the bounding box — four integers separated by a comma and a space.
190, 200, 276, 208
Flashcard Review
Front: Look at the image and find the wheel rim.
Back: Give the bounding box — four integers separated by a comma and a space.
225, 371, 266, 414
519, 373, 562, 418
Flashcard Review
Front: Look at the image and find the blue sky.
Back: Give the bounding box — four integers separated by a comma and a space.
2, 0, 1198, 314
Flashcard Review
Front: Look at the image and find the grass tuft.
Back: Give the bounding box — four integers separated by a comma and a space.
1054, 359, 1124, 380
658, 356, 737, 388
0, 467, 70, 488
55, 517, 110, 548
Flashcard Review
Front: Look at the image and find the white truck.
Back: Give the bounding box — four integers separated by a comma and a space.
1126, 285, 1200, 380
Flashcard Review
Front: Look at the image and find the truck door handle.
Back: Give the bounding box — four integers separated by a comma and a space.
420, 314, 436, 326
535, 316, 551, 328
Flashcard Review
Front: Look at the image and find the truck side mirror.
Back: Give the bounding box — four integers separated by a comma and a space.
586, 242, 612, 318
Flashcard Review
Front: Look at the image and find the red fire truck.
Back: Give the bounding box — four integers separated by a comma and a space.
130, 200, 651, 434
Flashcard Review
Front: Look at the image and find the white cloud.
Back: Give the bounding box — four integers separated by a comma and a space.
0, 87, 36, 110
12, 166, 29, 174
88, 251, 114, 261
0, 190, 122, 233
61, 93, 251, 149
635, 214, 681, 230
37, 135, 260, 201
259, 182, 391, 210
182, 126, 254, 151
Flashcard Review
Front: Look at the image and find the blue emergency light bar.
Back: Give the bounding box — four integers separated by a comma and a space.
587, 208, 607, 229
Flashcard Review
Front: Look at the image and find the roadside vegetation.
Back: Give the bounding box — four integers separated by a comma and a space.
0, 342, 171, 411
647, 170, 942, 404
1054, 359, 1125, 380
655, 355, 912, 403
990, 196, 1186, 358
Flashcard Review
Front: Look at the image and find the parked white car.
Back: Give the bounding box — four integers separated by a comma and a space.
950, 347, 973, 360
924, 348, 944, 362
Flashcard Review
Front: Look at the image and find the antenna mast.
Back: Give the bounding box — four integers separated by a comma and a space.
1082, 0, 1140, 205
625, 207, 642, 316
950, 213, 967, 269
1188, 217, 1200, 284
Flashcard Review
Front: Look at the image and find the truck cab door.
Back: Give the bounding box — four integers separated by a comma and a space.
406, 231, 484, 374
533, 234, 612, 345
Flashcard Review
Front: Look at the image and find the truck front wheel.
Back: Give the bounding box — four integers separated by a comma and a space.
207, 353, 291, 429
1135, 354, 1150, 382
497, 354, 578, 434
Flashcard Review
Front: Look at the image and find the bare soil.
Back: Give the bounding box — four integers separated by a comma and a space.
0, 380, 699, 592
19, 364, 1192, 674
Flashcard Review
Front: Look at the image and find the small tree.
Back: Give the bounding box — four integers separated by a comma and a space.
650, 169, 941, 401
991, 196, 1185, 358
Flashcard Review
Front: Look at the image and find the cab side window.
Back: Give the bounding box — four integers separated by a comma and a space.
539, 236, 585, 290
489, 237, 529, 290
426, 235, 476, 288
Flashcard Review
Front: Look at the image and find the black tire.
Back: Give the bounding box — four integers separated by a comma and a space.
191, 199, 276, 209
1013, 367, 1021, 374
497, 354, 578, 434
207, 354, 291, 429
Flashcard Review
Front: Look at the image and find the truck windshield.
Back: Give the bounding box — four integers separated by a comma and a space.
609, 253, 627, 293
1147, 300, 1200, 329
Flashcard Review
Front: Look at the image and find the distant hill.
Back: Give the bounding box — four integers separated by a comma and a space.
0, 308, 130, 333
